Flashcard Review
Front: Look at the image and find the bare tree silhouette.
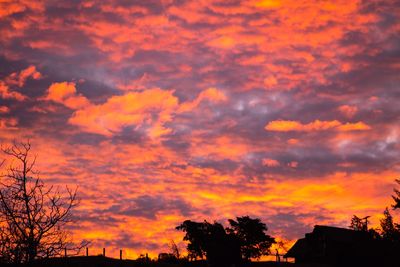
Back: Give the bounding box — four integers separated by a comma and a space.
169, 239, 180, 259
0, 141, 79, 264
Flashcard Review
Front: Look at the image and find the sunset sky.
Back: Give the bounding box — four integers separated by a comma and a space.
0, 0, 399, 259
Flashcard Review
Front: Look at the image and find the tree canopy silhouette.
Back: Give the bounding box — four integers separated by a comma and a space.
176, 220, 240, 266
0, 141, 79, 264
349, 214, 382, 240
227, 216, 275, 261
349, 215, 369, 231
349, 208, 400, 243
176, 216, 275, 266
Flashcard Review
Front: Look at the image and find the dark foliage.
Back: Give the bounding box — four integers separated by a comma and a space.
349, 215, 369, 231
176, 220, 241, 266
379, 207, 400, 242
392, 178, 400, 209
176, 220, 207, 260
176, 216, 274, 266
227, 216, 276, 261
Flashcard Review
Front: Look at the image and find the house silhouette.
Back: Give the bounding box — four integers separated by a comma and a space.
285, 225, 398, 267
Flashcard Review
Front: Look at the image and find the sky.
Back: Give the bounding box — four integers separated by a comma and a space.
0, 0, 400, 259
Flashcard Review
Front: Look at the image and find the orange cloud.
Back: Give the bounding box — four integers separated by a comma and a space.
265, 120, 304, 132
254, 0, 282, 9
0, 82, 26, 101
265, 119, 371, 132
0, 1, 26, 18
263, 76, 278, 88
67, 87, 226, 137
44, 82, 90, 109
179, 87, 227, 113
46, 82, 77, 101
0, 117, 18, 129
5, 65, 42, 87
69, 88, 179, 137
337, 122, 371, 131
190, 135, 251, 161
0, 65, 41, 101
207, 36, 236, 49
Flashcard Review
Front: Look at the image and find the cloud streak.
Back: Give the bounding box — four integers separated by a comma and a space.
265, 120, 371, 132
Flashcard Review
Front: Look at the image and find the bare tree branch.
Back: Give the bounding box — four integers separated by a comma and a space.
0, 141, 82, 264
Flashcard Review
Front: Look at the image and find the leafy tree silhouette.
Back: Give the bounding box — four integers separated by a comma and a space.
176, 220, 207, 260
227, 216, 275, 261
176, 220, 241, 266
177, 216, 274, 266
203, 221, 240, 266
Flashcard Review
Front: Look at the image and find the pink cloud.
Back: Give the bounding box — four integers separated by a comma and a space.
338, 105, 358, 118
0, 106, 10, 114
288, 161, 298, 168
263, 158, 280, 167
